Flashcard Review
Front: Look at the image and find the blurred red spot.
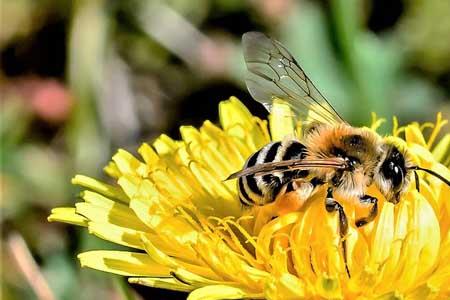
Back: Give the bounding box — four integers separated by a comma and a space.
30, 79, 72, 123
9, 77, 73, 123
255, 0, 294, 22
198, 38, 233, 76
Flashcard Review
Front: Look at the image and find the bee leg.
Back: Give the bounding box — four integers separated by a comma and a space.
355, 195, 378, 227
274, 180, 313, 216
325, 187, 350, 278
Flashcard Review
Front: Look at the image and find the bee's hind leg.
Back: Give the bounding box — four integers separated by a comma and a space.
274, 180, 313, 216
355, 195, 378, 227
325, 187, 350, 278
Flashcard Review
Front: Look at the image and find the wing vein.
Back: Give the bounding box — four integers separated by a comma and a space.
242, 32, 347, 127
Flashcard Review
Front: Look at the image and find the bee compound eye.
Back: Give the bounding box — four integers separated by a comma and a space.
390, 163, 403, 189
381, 160, 404, 190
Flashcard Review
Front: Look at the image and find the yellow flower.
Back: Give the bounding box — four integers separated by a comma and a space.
49, 97, 450, 299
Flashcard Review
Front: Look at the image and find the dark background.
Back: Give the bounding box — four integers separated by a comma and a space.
1, 0, 449, 299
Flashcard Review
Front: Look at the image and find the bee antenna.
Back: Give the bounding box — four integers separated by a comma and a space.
409, 166, 450, 187
413, 171, 420, 192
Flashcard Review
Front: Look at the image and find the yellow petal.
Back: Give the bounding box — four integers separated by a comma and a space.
47, 207, 88, 226
395, 193, 440, 291
117, 174, 141, 199
219, 97, 255, 138
376, 200, 409, 293
405, 124, 427, 147
128, 277, 193, 292
405, 282, 438, 300
140, 233, 222, 280
129, 179, 180, 230
370, 112, 386, 132
140, 233, 179, 268
265, 273, 308, 300
137, 142, 160, 166
170, 268, 227, 287
200, 121, 248, 166
432, 134, 450, 163
72, 175, 129, 203
411, 193, 441, 279
219, 96, 269, 150
81, 190, 148, 231
269, 99, 295, 141
187, 285, 263, 300
374, 291, 403, 300
78, 250, 170, 276
153, 134, 181, 155
369, 202, 395, 269
103, 161, 121, 179
112, 149, 148, 177
426, 112, 448, 149
87, 222, 144, 249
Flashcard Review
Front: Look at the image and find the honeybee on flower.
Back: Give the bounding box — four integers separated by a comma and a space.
231, 32, 450, 276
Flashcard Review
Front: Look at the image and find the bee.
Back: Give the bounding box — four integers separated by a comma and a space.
228, 32, 450, 276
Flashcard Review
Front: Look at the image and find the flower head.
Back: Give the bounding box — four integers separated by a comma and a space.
49, 97, 450, 299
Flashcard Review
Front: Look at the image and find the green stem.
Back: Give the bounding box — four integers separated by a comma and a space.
114, 277, 135, 300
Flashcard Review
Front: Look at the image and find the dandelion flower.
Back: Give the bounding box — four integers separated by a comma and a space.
49, 97, 450, 299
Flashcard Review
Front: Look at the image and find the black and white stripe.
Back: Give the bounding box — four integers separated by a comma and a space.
238, 140, 308, 206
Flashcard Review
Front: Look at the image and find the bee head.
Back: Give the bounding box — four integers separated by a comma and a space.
374, 139, 450, 204
374, 142, 411, 204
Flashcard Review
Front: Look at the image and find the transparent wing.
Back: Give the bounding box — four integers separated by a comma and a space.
226, 158, 346, 180
242, 31, 346, 126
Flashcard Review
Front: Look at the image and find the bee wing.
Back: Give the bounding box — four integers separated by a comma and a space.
226, 158, 346, 180
242, 31, 347, 126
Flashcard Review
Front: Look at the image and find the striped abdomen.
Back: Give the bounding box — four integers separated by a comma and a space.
238, 139, 308, 206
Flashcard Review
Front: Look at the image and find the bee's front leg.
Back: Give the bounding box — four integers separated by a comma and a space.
325, 187, 350, 278
355, 195, 378, 227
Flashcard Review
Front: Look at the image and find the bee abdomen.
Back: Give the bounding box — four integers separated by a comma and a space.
238, 149, 262, 206
238, 143, 279, 206
238, 140, 308, 206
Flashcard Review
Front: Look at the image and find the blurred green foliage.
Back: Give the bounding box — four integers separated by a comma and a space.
1, 0, 449, 299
